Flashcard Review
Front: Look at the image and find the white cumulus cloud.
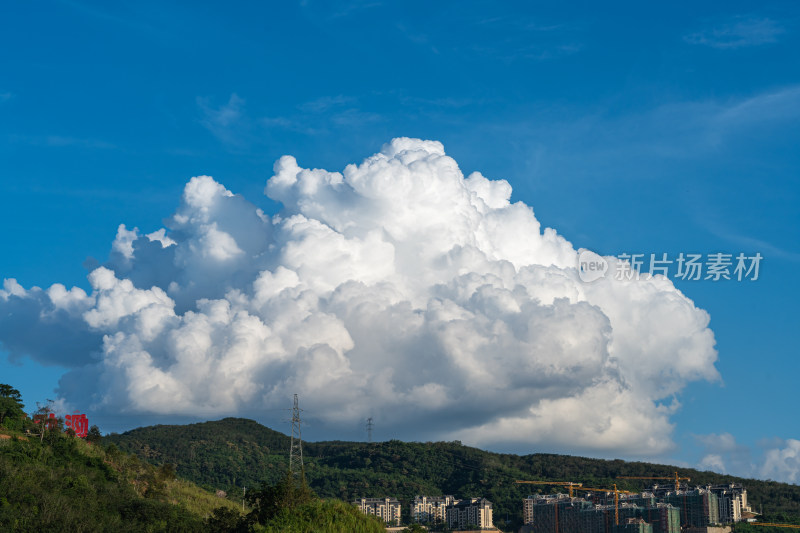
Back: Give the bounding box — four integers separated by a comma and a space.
761, 439, 800, 483
694, 433, 800, 484
0, 138, 719, 455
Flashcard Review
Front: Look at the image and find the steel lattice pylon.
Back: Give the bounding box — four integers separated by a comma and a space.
288, 394, 304, 480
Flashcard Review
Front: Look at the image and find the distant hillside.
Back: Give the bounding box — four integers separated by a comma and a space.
106, 417, 800, 531
105, 417, 290, 490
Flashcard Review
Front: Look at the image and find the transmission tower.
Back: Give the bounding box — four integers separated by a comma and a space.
366, 417, 373, 443
288, 394, 304, 481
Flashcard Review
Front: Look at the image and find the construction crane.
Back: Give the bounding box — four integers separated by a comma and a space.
617, 472, 694, 526
515, 480, 583, 533
516, 481, 635, 531
617, 471, 690, 492
743, 524, 800, 529
573, 484, 636, 526
515, 480, 583, 498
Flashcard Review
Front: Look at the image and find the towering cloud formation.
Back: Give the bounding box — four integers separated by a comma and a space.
0, 138, 717, 455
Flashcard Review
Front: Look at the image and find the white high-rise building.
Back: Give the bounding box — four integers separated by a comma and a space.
353, 497, 402, 525
446, 497, 494, 530
412, 495, 456, 523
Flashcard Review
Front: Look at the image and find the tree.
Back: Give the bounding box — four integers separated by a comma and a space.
206, 507, 247, 533
246, 472, 316, 524
0, 383, 25, 427
32, 400, 61, 443
157, 462, 177, 481
86, 425, 102, 444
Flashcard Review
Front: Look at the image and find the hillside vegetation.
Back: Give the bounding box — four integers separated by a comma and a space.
256, 498, 386, 533
0, 426, 243, 531
0, 382, 250, 531
0, 384, 397, 532
106, 417, 800, 531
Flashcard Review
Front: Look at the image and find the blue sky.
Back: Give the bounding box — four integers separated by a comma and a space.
1, 1, 799, 480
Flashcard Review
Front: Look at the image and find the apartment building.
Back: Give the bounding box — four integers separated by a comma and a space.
708, 484, 751, 523
523, 494, 680, 533
446, 497, 494, 530
353, 497, 402, 525
664, 489, 720, 528
412, 495, 456, 524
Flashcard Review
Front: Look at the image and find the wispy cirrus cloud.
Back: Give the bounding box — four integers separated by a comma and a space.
42, 136, 116, 149
9, 134, 116, 150
197, 92, 381, 144
702, 220, 800, 263
263, 94, 381, 133
684, 16, 785, 49
0, 92, 13, 103
460, 14, 581, 62
397, 95, 479, 109
197, 93, 248, 147
299, 0, 384, 21
297, 95, 356, 114
260, 116, 324, 136
716, 86, 800, 125
509, 83, 800, 174
329, 108, 382, 126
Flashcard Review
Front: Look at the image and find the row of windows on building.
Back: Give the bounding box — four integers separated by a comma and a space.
353, 495, 494, 530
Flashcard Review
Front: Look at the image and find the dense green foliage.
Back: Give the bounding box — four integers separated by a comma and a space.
205, 473, 387, 532
0, 384, 25, 430
106, 417, 800, 531
206, 487, 387, 533
246, 472, 316, 524
255, 498, 386, 533
106, 418, 289, 492
0, 384, 391, 532
0, 382, 244, 532
0, 431, 216, 531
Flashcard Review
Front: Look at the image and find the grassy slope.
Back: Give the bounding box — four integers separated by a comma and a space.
105, 418, 800, 530
0, 427, 241, 532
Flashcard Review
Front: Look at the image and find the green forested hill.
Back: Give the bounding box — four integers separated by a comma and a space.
105, 417, 800, 531
0, 422, 389, 533
104, 417, 289, 490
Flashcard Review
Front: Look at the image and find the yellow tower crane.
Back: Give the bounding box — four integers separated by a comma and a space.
572, 484, 636, 526
514, 480, 583, 498
617, 471, 691, 492
515, 481, 636, 530
514, 480, 583, 533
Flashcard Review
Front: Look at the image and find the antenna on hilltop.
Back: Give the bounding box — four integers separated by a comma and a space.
366, 417, 374, 443
288, 394, 304, 481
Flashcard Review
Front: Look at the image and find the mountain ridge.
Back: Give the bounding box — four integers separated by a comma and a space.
105, 417, 800, 530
